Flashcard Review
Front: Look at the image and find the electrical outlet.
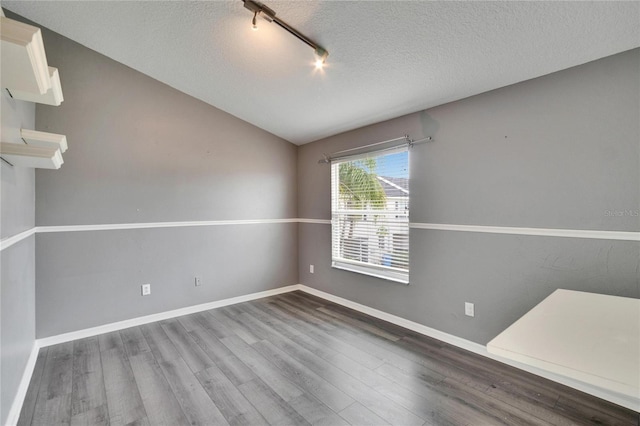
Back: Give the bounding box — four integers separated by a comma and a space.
465, 302, 474, 317
141, 283, 151, 296
195, 276, 202, 287
310, 265, 314, 274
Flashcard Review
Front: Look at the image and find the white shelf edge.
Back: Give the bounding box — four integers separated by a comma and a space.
0, 142, 63, 169
10, 66, 64, 106
21, 128, 68, 153
0, 16, 50, 95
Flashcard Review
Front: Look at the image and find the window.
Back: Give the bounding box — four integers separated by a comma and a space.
331, 146, 409, 284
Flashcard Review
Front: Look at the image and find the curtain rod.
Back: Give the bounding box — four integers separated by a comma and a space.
318, 135, 432, 164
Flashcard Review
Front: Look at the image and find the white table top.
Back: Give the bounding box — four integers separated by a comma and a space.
487, 289, 640, 400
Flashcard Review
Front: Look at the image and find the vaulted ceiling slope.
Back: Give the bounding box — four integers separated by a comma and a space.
4, 1, 639, 145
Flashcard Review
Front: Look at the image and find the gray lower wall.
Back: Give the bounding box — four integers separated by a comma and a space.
0, 89, 36, 422
298, 48, 640, 345
36, 224, 297, 337
21, 16, 299, 338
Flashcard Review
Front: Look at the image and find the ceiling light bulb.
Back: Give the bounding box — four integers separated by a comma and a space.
313, 47, 328, 69
252, 11, 258, 30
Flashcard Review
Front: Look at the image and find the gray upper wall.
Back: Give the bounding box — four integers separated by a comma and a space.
299, 48, 640, 232
34, 23, 297, 226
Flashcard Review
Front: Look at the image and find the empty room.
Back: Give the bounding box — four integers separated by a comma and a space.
1, 1, 639, 425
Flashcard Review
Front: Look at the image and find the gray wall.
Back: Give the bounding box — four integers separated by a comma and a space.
298, 48, 640, 345
1, 89, 36, 424
32, 22, 298, 337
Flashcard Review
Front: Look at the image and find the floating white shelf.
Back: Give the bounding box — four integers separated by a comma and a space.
21, 129, 68, 153
1, 16, 68, 170
10, 67, 64, 106
0, 16, 50, 95
1, 142, 63, 169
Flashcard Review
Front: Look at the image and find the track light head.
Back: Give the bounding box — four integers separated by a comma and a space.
314, 47, 328, 68
243, 0, 275, 22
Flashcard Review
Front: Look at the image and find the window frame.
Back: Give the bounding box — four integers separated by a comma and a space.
330, 146, 410, 284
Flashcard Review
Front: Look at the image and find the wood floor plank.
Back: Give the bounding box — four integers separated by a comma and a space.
278, 298, 497, 402
436, 377, 557, 426
176, 313, 204, 332
284, 291, 327, 309
188, 327, 257, 386
70, 404, 109, 426
195, 364, 267, 426
140, 322, 181, 362
98, 331, 125, 353
188, 327, 234, 362
288, 393, 350, 426
234, 304, 344, 364
161, 318, 215, 373
124, 417, 151, 426
252, 339, 355, 412
220, 334, 305, 402
328, 350, 500, 425
220, 304, 245, 317
254, 300, 386, 370
31, 394, 72, 426
16, 347, 48, 426
338, 401, 391, 426
270, 299, 337, 333
143, 320, 229, 426
270, 298, 441, 379
196, 311, 235, 339
31, 343, 74, 425
101, 347, 147, 426
312, 295, 412, 338
240, 318, 424, 425
42, 342, 74, 400
128, 351, 189, 426
399, 328, 575, 412
238, 378, 310, 426
209, 309, 261, 344
554, 395, 639, 426
120, 326, 151, 358
71, 336, 107, 416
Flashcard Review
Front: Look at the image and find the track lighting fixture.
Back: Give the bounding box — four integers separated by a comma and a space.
242, 0, 329, 67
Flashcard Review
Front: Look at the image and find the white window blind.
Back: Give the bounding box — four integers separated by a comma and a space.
331, 146, 409, 284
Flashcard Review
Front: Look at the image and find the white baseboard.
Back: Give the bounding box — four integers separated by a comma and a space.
37, 284, 302, 347
296, 285, 640, 412
5, 341, 40, 426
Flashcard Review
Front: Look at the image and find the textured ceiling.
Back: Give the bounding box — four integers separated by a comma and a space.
4, 1, 639, 145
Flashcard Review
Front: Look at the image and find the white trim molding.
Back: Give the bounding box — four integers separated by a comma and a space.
297, 218, 332, 225
37, 284, 302, 347
5, 341, 40, 426
296, 285, 640, 412
410, 222, 640, 241
0, 227, 36, 252
36, 218, 300, 234
4, 220, 635, 243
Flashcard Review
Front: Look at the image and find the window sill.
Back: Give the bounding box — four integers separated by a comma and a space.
332, 261, 409, 285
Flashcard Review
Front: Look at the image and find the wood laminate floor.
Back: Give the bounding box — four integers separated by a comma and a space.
18, 291, 639, 426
